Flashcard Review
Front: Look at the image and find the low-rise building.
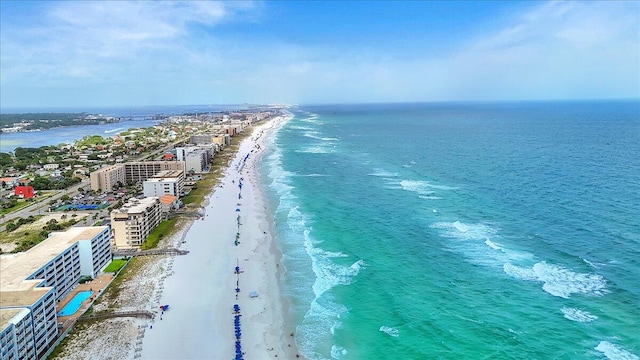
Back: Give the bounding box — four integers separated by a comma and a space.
14, 186, 34, 199
110, 197, 162, 249
159, 194, 180, 213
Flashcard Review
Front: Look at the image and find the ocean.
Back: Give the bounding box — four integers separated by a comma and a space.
260, 102, 640, 359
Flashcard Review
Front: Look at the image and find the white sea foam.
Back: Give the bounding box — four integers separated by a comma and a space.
296, 146, 335, 154
431, 221, 497, 241
432, 221, 534, 268
419, 195, 442, 200
330, 345, 348, 359
295, 173, 330, 177
453, 221, 468, 233
583, 258, 607, 269
289, 125, 314, 131
379, 326, 400, 337
399, 180, 435, 195
595, 341, 640, 360
484, 239, 503, 250
502, 263, 539, 281
368, 169, 400, 178
303, 131, 337, 141
561, 307, 598, 322
503, 261, 608, 298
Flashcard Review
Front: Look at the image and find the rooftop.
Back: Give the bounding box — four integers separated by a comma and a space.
0, 227, 108, 294
151, 170, 183, 179
112, 197, 159, 215
0, 308, 30, 332
159, 195, 178, 204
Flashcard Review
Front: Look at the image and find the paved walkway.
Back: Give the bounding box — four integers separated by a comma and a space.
56, 273, 114, 333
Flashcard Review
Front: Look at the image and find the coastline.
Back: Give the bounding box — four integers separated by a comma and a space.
140, 114, 299, 359
48, 114, 301, 360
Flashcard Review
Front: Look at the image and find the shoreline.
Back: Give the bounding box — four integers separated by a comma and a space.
48, 114, 302, 360
140, 114, 300, 359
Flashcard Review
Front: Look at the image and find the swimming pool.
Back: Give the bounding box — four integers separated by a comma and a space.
58, 290, 93, 317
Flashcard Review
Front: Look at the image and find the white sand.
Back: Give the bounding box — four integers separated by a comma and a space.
140, 116, 298, 359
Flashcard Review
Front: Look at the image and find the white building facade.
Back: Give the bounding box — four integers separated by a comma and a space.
0, 227, 111, 360
142, 177, 183, 198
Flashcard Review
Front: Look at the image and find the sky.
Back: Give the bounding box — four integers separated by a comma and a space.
0, 0, 638, 108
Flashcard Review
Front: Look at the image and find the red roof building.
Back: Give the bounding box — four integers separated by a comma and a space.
15, 185, 34, 199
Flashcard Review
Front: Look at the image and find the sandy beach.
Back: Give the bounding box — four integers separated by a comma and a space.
139, 115, 298, 359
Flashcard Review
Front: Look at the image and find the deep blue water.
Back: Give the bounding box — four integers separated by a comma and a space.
261, 101, 640, 359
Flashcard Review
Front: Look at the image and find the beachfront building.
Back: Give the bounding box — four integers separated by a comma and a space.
159, 194, 180, 213
123, 161, 185, 184
184, 149, 208, 174
189, 134, 215, 144
213, 134, 231, 147
175, 146, 198, 161
142, 177, 182, 198
0, 227, 111, 359
89, 161, 185, 192
110, 197, 162, 249
142, 170, 185, 198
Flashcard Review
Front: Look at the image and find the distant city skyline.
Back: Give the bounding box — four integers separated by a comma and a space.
1, 0, 638, 109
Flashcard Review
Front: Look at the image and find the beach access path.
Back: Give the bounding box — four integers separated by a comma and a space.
140, 115, 299, 359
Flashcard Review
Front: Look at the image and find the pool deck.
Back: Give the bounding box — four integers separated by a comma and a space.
56, 273, 114, 333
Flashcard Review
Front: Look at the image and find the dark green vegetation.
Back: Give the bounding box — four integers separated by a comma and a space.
0, 113, 118, 132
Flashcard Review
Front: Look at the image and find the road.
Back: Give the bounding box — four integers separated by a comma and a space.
0, 179, 89, 231
0, 136, 188, 231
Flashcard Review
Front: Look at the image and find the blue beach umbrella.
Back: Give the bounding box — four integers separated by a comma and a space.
235, 208, 241, 212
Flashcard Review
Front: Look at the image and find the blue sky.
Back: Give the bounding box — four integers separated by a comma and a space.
1, 1, 638, 108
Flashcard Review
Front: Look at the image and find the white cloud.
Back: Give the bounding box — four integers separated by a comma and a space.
1, 1, 638, 107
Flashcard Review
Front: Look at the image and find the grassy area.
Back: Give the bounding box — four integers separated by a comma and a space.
0, 191, 56, 216
99, 257, 144, 304
0, 199, 35, 215
141, 218, 178, 250
0, 216, 84, 253
103, 259, 127, 273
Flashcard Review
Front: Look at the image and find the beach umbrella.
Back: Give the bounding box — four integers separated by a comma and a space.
235, 208, 241, 212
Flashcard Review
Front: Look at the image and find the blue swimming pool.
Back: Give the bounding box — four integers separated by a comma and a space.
58, 290, 93, 317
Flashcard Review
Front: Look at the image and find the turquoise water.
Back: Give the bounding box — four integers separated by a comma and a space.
58, 290, 93, 317
261, 102, 640, 359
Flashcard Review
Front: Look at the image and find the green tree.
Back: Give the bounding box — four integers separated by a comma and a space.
0, 153, 12, 166
30, 176, 52, 190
